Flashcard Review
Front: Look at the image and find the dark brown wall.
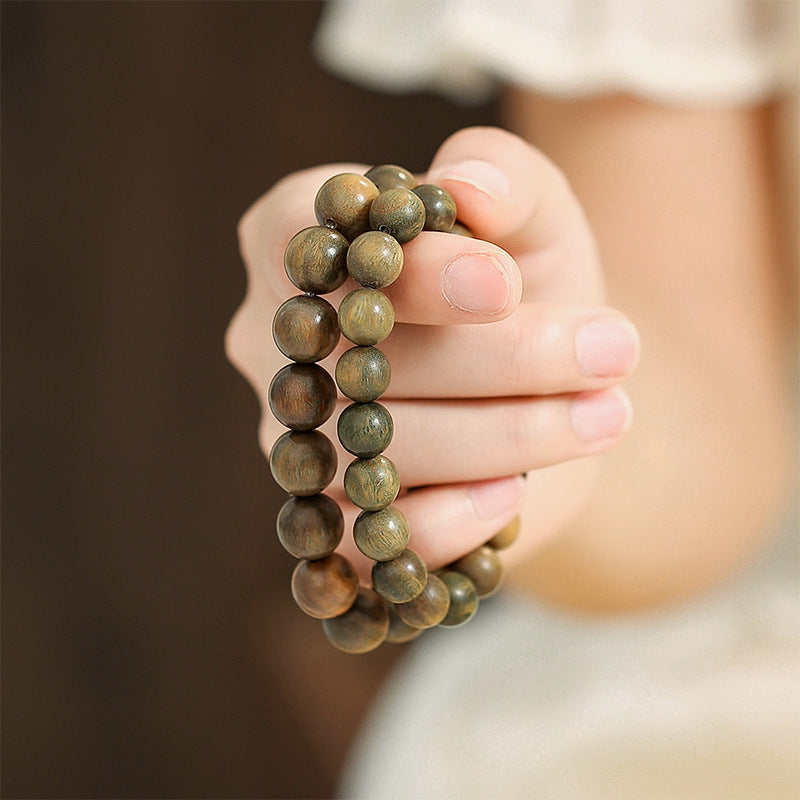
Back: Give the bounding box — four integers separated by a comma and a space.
1, 2, 497, 797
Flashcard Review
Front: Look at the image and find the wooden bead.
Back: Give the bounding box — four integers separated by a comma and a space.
450, 221, 474, 238
276, 494, 344, 560
452, 545, 505, 598
438, 570, 479, 627
337, 401, 393, 458
413, 184, 457, 232
269, 430, 337, 496
291, 553, 359, 619
369, 188, 426, 244
372, 548, 427, 603
335, 346, 390, 402
346, 231, 404, 289
344, 455, 399, 511
385, 602, 423, 644
272, 294, 339, 363
338, 288, 395, 345
268, 363, 336, 431
396, 573, 450, 629
488, 515, 520, 550
353, 505, 409, 561
284, 226, 349, 294
322, 587, 389, 654
364, 164, 416, 193
314, 173, 379, 241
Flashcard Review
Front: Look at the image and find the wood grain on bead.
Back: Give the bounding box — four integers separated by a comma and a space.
452, 545, 505, 598
337, 401, 393, 458
338, 288, 395, 345
369, 188, 426, 244
314, 173, 379, 241
353, 505, 409, 561
322, 587, 389, 654
413, 184, 457, 232
277, 494, 344, 560
269, 430, 337, 496
488, 514, 520, 550
335, 346, 390, 402
364, 164, 416, 193
385, 602, 423, 644
371, 548, 427, 603
438, 571, 479, 627
346, 231, 404, 289
344, 455, 399, 511
284, 226, 349, 294
272, 294, 340, 363
268, 363, 336, 431
291, 553, 359, 619
395, 573, 450, 629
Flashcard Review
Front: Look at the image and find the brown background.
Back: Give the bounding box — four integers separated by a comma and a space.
1, 2, 498, 797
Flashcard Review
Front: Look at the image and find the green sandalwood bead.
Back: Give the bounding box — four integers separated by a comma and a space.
450, 221, 474, 238
488, 515, 521, 550
346, 231, 404, 289
353, 505, 409, 561
269, 430, 337, 496
371, 548, 427, 603
438, 570, 479, 627
268, 363, 337, 431
369, 188, 426, 244
453, 545, 505, 598
337, 402, 393, 458
413, 184, 457, 232
314, 173, 379, 241
272, 294, 340, 363
284, 226, 349, 294
396, 573, 450, 629
276, 494, 344, 560
344, 455, 399, 511
385, 602, 423, 644
335, 346, 390, 402
291, 553, 358, 619
364, 164, 416, 193
338, 288, 395, 345
322, 587, 389, 654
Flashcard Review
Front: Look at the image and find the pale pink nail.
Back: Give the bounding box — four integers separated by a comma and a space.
441, 254, 511, 314
570, 388, 632, 442
576, 316, 640, 377
469, 476, 523, 520
428, 159, 511, 200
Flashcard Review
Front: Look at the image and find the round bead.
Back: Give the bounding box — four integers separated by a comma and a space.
284, 226, 349, 294
338, 288, 395, 345
438, 571, 479, 627
272, 295, 340, 363
364, 164, 416, 193
396, 574, 450, 629
276, 494, 344, 560
346, 231, 404, 289
353, 505, 409, 561
488, 515, 521, 550
268, 363, 337, 431
369, 188, 426, 244
314, 173, 379, 241
371, 549, 427, 603
291, 554, 359, 619
335, 346, 390, 402
344, 455, 400, 511
450, 221, 474, 238
269, 430, 337, 496
385, 602, 423, 644
413, 184, 457, 232
337, 401, 393, 458
322, 587, 389, 654
452, 545, 505, 598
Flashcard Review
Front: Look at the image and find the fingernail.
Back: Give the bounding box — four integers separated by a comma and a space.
576, 316, 640, 377
469, 476, 523, 520
442, 254, 511, 314
428, 159, 511, 200
570, 388, 632, 442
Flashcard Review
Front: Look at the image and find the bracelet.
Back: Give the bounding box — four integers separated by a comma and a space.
268, 164, 520, 653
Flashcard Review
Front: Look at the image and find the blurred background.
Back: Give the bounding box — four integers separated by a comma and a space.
1, 2, 498, 796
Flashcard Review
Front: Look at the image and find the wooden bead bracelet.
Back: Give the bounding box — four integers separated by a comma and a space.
268, 164, 520, 653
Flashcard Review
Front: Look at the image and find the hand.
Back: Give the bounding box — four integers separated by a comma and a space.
226, 127, 640, 582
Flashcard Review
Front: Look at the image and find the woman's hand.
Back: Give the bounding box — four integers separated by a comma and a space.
226, 127, 639, 581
